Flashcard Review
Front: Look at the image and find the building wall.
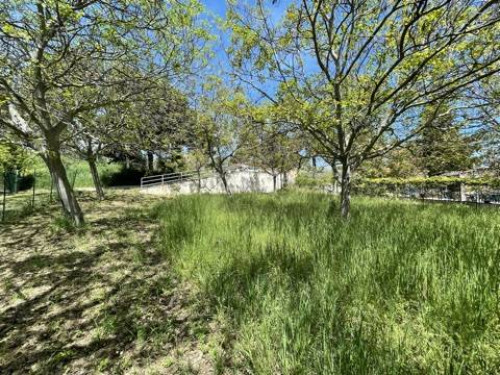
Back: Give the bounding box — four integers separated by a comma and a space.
142, 171, 295, 196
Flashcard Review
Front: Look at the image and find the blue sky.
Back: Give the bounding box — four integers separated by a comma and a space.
199, 0, 293, 99
199, 0, 230, 77
201, 0, 227, 17
199, 1, 291, 77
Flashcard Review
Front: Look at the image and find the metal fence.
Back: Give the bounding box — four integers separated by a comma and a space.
355, 183, 500, 206
140, 167, 262, 190
140, 169, 217, 189
296, 171, 500, 207
1, 171, 49, 222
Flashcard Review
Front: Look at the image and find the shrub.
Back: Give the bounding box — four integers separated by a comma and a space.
101, 167, 147, 187
17, 174, 35, 191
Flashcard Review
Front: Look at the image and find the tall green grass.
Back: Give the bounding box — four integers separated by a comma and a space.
155, 193, 500, 374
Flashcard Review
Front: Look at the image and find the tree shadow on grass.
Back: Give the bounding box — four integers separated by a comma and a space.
0, 199, 212, 374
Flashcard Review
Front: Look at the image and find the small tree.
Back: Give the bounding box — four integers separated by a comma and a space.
192, 80, 252, 194
69, 107, 127, 201
415, 104, 477, 176
184, 148, 209, 193
249, 113, 303, 191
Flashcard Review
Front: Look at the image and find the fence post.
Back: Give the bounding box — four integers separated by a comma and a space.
72, 170, 78, 189
49, 178, 53, 202
32, 172, 36, 207
459, 182, 466, 202
2, 172, 6, 222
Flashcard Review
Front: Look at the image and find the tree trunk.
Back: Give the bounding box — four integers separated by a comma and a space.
45, 149, 84, 225
197, 169, 202, 193
220, 172, 231, 195
88, 158, 105, 201
146, 151, 154, 174
273, 175, 277, 192
340, 159, 352, 219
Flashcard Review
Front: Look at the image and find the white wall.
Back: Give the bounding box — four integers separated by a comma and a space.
142, 171, 295, 196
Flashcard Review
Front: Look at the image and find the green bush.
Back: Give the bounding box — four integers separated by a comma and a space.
295, 173, 332, 188
18, 174, 35, 191
101, 166, 146, 187
359, 176, 500, 188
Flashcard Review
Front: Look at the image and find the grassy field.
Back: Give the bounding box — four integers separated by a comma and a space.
2, 191, 500, 373
156, 193, 500, 374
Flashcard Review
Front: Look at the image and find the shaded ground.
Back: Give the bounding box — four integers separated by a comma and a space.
0, 191, 217, 374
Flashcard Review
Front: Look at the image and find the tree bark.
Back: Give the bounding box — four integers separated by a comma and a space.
197, 169, 202, 193
88, 158, 105, 201
44, 147, 84, 225
340, 158, 352, 219
220, 171, 231, 195
146, 151, 154, 174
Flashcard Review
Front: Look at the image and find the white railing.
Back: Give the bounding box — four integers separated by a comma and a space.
140, 167, 262, 189
140, 170, 216, 189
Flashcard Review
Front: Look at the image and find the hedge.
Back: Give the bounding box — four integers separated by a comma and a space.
296, 173, 500, 189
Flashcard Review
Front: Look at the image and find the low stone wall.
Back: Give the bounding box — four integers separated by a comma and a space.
142, 171, 294, 196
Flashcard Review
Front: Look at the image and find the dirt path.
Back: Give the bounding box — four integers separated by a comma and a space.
0, 191, 215, 374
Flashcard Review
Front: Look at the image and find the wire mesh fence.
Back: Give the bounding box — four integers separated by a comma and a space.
353, 180, 500, 206
0, 171, 58, 223
296, 171, 500, 207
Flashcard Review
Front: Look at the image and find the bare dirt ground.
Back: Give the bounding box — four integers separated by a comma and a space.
0, 191, 217, 374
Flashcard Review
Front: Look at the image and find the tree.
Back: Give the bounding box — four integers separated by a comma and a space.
184, 147, 209, 193
0, 0, 209, 224
69, 107, 127, 201
122, 82, 191, 175
358, 147, 422, 178
416, 104, 477, 176
191, 80, 252, 194
465, 77, 500, 174
0, 139, 32, 175
249, 108, 303, 191
227, 0, 500, 218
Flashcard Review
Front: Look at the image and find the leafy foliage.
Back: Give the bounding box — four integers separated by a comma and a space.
226, 0, 500, 216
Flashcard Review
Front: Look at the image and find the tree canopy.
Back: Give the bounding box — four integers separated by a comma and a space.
226, 0, 500, 217
0, 0, 211, 224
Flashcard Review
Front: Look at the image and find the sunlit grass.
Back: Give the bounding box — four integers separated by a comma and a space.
30, 157, 122, 189
156, 192, 500, 374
